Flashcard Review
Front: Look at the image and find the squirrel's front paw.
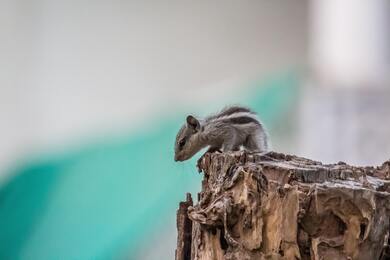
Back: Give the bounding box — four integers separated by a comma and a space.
196, 152, 211, 173
196, 156, 204, 173
196, 150, 222, 173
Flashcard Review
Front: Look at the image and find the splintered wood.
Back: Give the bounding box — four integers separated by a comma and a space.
176, 193, 193, 260
175, 152, 390, 260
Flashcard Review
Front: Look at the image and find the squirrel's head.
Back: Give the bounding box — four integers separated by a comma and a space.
174, 115, 202, 161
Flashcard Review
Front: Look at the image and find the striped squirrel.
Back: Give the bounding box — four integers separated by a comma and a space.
174, 106, 269, 162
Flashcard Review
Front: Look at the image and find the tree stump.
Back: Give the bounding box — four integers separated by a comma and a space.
175, 152, 390, 260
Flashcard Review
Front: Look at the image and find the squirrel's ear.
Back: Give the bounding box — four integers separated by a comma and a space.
186, 115, 200, 131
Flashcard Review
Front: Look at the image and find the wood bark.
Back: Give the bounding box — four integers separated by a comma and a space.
176, 193, 193, 260
175, 151, 390, 260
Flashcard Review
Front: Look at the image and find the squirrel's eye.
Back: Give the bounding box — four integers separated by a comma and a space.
179, 139, 186, 148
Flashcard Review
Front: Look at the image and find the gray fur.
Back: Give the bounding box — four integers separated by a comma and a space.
174, 106, 269, 161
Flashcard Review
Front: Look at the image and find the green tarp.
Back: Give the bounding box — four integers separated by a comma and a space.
0, 73, 299, 259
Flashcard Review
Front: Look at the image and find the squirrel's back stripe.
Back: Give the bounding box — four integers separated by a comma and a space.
222, 116, 261, 126
217, 106, 253, 118
206, 106, 256, 123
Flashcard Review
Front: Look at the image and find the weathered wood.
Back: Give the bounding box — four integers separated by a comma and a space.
176, 151, 390, 260
176, 193, 193, 260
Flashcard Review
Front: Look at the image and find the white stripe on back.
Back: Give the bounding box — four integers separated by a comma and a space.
209, 112, 259, 123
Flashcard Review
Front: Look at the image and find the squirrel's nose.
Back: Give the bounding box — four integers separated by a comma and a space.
175, 154, 182, 162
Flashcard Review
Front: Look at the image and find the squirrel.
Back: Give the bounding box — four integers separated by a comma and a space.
174, 106, 269, 162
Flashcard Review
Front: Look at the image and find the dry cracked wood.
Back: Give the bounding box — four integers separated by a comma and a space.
176, 193, 193, 260
176, 151, 390, 260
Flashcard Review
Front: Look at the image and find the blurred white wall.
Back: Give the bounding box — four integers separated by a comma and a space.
0, 0, 307, 176
310, 0, 390, 86
299, 0, 390, 166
